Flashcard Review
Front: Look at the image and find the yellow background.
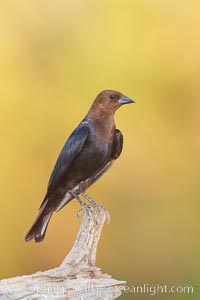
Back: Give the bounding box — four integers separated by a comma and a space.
0, 1, 200, 299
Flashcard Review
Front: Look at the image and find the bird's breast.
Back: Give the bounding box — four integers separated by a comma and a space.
82, 134, 113, 167
65, 120, 115, 188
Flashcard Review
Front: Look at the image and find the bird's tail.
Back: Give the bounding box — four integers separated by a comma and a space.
25, 200, 53, 243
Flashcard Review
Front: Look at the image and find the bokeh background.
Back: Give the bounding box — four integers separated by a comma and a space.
1, 0, 200, 299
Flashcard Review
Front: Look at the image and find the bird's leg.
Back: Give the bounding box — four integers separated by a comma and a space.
72, 193, 91, 218
76, 194, 88, 207
82, 193, 110, 223
82, 193, 98, 206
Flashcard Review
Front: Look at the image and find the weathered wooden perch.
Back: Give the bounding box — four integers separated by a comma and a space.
0, 205, 125, 299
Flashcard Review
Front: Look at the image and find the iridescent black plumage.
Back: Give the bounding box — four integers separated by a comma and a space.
25, 90, 134, 242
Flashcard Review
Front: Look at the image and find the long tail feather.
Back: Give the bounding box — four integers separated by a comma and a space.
25, 201, 53, 243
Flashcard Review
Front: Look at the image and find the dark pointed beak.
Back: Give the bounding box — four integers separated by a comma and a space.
119, 95, 135, 105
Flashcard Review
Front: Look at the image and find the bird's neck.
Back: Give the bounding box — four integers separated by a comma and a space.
85, 114, 115, 144
85, 113, 115, 127
85, 106, 116, 138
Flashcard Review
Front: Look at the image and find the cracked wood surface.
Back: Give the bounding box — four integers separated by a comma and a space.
0, 205, 125, 299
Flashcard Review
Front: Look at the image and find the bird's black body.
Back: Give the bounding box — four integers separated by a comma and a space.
25, 90, 134, 242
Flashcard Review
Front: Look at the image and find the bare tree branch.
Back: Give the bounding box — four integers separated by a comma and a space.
0, 205, 125, 299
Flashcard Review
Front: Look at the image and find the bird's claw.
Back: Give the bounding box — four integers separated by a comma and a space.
76, 199, 92, 218
76, 194, 110, 223
77, 207, 84, 218
83, 204, 93, 218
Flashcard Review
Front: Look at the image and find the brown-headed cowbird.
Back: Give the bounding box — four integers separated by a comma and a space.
25, 90, 134, 242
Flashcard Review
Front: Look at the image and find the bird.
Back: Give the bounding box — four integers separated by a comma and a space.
25, 90, 134, 242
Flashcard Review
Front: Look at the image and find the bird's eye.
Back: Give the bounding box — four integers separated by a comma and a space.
109, 95, 115, 100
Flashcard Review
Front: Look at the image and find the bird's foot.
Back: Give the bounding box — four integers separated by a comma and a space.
77, 207, 84, 218
75, 194, 110, 223
82, 193, 110, 223
75, 195, 93, 218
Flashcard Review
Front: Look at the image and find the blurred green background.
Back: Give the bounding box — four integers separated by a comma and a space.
0, 0, 200, 299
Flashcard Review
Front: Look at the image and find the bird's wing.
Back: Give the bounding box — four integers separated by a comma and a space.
80, 129, 123, 191
110, 129, 123, 159
47, 125, 89, 191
